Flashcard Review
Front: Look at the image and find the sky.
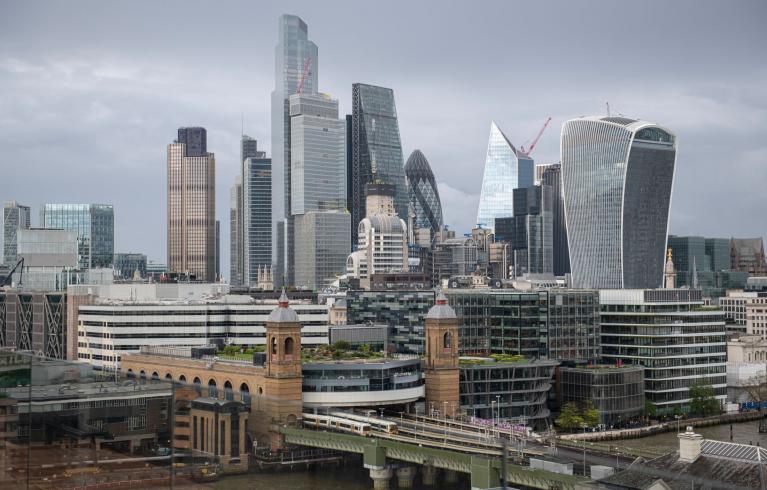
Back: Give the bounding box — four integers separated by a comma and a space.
0, 0, 765, 272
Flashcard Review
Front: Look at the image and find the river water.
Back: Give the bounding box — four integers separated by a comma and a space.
206, 420, 766, 489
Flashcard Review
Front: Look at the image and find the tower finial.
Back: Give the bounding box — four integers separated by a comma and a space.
279, 287, 289, 308
667, 248, 673, 261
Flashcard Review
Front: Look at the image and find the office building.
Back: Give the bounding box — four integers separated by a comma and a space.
272, 14, 318, 286
349, 83, 409, 246
476, 121, 534, 231
274, 220, 285, 287
0, 290, 67, 358
667, 235, 749, 296
15, 228, 79, 290
346, 183, 407, 289
600, 289, 726, 415
561, 116, 676, 289
731, 237, 767, 274
511, 185, 553, 276
167, 127, 216, 282
404, 150, 443, 244
547, 289, 600, 362
113, 253, 147, 280
230, 135, 265, 287
540, 164, 570, 276
243, 155, 272, 286
558, 365, 645, 427
494, 216, 514, 243
40, 203, 114, 270
294, 211, 350, 290
746, 297, 767, 339
3, 201, 31, 266
230, 175, 243, 285
432, 237, 478, 284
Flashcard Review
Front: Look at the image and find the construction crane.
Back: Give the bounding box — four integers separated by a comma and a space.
519, 117, 552, 157
296, 55, 312, 95
0, 257, 24, 288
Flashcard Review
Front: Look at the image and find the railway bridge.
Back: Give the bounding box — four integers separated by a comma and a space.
280, 426, 587, 490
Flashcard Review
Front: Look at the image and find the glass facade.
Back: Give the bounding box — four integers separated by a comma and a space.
540, 165, 570, 276
350, 83, 409, 246
243, 156, 272, 286
40, 203, 114, 269
3, 201, 31, 266
404, 150, 443, 243
302, 359, 423, 394
114, 253, 147, 279
476, 121, 534, 231
559, 365, 645, 426
547, 289, 600, 362
561, 117, 676, 289
511, 185, 553, 275
293, 211, 350, 290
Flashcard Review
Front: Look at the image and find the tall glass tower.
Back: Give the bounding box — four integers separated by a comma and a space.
271, 14, 318, 285
476, 121, 534, 231
405, 149, 443, 243
40, 203, 114, 269
350, 83, 408, 246
561, 116, 677, 289
3, 200, 31, 266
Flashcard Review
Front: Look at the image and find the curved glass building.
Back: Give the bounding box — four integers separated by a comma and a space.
561, 116, 677, 289
476, 121, 534, 231
405, 150, 443, 242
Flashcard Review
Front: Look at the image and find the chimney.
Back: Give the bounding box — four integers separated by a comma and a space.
677, 426, 703, 463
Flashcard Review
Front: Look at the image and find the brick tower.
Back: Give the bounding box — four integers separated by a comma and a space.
263, 289, 303, 427
424, 290, 460, 418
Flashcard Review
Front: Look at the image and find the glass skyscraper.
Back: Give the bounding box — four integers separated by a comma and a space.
350, 83, 408, 246
405, 150, 443, 244
561, 116, 677, 289
3, 200, 31, 266
271, 14, 318, 285
511, 185, 553, 275
243, 156, 272, 286
540, 164, 570, 276
40, 203, 114, 269
476, 121, 534, 231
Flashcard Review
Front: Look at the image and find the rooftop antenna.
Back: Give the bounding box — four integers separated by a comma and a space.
606, 102, 611, 117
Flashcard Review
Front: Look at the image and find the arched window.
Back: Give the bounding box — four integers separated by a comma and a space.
224, 381, 233, 401
443, 332, 452, 349
126, 369, 135, 379
178, 375, 187, 384
258, 387, 263, 395
193, 377, 202, 394
139, 370, 147, 384
165, 373, 173, 381
271, 337, 277, 355
151, 372, 160, 384
208, 379, 218, 398
285, 337, 295, 357
240, 383, 251, 408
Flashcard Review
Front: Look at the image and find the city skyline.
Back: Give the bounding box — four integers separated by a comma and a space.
1, 1, 765, 272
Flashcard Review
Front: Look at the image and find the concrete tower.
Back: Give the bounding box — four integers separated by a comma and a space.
424, 290, 460, 418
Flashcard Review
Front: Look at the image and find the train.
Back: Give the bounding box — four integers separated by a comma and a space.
302, 413, 372, 436
330, 411, 399, 435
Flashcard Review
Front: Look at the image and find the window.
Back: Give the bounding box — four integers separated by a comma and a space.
443, 332, 452, 349
285, 337, 295, 356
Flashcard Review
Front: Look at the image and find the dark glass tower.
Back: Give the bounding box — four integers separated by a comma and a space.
540, 164, 570, 276
511, 185, 553, 275
350, 83, 408, 246
177, 127, 207, 157
405, 150, 443, 243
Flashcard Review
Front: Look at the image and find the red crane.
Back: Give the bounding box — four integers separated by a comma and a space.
296, 55, 312, 95
519, 117, 552, 157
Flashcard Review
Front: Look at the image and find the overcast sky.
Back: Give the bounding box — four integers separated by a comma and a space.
1, 0, 765, 271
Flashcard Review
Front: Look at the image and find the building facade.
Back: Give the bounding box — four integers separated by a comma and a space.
3, 201, 31, 266
731, 237, 767, 274
404, 150, 443, 244
294, 211, 350, 290
40, 203, 114, 270
561, 116, 676, 289
113, 253, 147, 280
746, 297, 767, 339
243, 155, 272, 286
476, 121, 534, 231
599, 289, 727, 415
167, 127, 216, 282
558, 365, 645, 427
511, 185, 553, 276
349, 83, 408, 246
540, 165, 570, 276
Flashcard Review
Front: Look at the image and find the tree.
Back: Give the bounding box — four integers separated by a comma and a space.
689, 384, 720, 417
556, 402, 584, 432
332, 340, 351, 352
644, 398, 657, 418
582, 400, 600, 427
741, 373, 767, 403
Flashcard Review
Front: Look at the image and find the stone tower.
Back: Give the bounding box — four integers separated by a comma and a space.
263, 289, 303, 427
664, 248, 676, 289
424, 290, 460, 418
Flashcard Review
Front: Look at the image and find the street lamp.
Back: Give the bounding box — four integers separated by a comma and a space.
675, 414, 682, 434
495, 395, 501, 438
582, 422, 588, 477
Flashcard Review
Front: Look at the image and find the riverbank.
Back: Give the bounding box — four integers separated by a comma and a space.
558, 411, 764, 442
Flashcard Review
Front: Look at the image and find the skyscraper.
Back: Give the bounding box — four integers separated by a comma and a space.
511, 185, 553, 275
243, 155, 272, 286
167, 127, 216, 282
350, 83, 408, 246
476, 121, 534, 231
231, 135, 264, 286
561, 116, 677, 289
40, 203, 114, 269
3, 200, 31, 266
540, 164, 570, 276
271, 14, 318, 285
405, 150, 443, 244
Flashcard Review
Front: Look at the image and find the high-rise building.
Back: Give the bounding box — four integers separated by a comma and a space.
731, 237, 767, 274
40, 203, 114, 270
511, 185, 553, 276
294, 211, 350, 290
215, 220, 220, 281
562, 116, 677, 289
243, 155, 273, 286
271, 14, 318, 286
540, 164, 570, 276
3, 201, 31, 266
534, 163, 558, 185
274, 220, 285, 287
476, 121, 534, 231
350, 83, 408, 246
404, 150, 443, 244
229, 175, 243, 285
167, 127, 216, 282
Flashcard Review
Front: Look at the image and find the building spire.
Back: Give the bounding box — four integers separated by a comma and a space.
664, 248, 676, 289
278, 287, 289, 308
692, 256, 699, 290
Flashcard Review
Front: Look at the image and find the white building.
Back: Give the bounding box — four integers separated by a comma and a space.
746, 297, 767, 339
719, 290, 760, 325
